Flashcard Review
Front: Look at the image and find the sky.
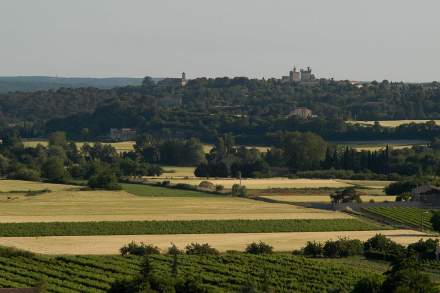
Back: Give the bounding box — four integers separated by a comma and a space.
1, 0, 439, 82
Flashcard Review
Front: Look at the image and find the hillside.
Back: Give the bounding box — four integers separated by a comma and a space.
0, 76, 144, 93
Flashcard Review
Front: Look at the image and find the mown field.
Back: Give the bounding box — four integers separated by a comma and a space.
363, 207, 436, 230
0, 219, 386, 237
0, 253, 388, 293
0, 229, 427, 255
145, 178, 353, 189
0, 181, 351, 223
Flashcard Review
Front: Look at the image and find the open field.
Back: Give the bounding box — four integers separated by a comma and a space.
22, 140, 136, 153
145, 178, 353, 189
260, 195, 396, 203
363, 207, 437, 230
0, 180, 75, 192
0, 254, 387, 292
0, 187, 350, 223
335, 139, 428, 151
346, 120, 440, 127
160, 166, 197, 178
0, 219, 386, 237
0, 229, 430, 255
336, 179, 392, 189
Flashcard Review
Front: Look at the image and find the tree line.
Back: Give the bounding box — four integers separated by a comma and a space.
2, 78, 440, 144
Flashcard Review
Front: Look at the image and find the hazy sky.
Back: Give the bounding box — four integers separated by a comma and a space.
1, 0, 439, 81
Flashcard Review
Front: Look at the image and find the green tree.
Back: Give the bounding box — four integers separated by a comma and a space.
41, 157, 68, 183
48, 131, 68, 147
87, 166, 120, 190
431, 210, 440, 232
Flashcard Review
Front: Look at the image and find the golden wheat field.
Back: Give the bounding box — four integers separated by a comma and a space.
347, 120, 440, 127
0, 179, 75, 192
0, 186, 350, 223
0, 229, 430, 255
145, 178, 352, 189
161, 166, 197, 178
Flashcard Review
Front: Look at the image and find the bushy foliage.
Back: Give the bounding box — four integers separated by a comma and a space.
185, 243, 219, 255
245, 241, 273, 254
351, 275, 383, 293
431, 210, 440, 232
363, 234, 406, 261
303, 241, 324, 257
407, 238, 439, 260
323, 238, 363, 258
198, 181, 215, 190
231, 184, 247, 197
88, 166, 121, 190
120, 242, 160, 256
330, 188, 362, 204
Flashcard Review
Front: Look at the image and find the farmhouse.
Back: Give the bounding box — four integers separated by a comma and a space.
411, 184, 440, 206
288, 107, 313, 119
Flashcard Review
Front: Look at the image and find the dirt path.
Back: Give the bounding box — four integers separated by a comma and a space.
0, 230, 435, 255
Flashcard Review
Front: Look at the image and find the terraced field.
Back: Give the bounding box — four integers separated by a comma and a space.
0, 254, 385, 293
363, 207, 436, 230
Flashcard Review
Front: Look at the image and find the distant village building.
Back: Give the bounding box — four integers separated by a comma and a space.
411, 185, 440, 206
288, 107, 313, 119
157, 72, 188, 87
110, 128, 137, 141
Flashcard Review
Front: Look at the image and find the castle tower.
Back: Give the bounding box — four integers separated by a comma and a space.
292, 66, 301, 81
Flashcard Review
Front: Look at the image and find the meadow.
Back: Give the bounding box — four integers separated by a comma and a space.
0, 183, 351, 223
0, 229, 426, 255
0, 218, 385, 237
144, 178, 353, 189
0, 253, 389, 292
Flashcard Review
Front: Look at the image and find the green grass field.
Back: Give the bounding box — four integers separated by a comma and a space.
0, 218, 388, 237
363, 207, 436, 230
0, 253, 385, 292
120, 183, 214, 197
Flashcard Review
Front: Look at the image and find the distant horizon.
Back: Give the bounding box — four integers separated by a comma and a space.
1, 0, 440, 82
0, 74, 438, 84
